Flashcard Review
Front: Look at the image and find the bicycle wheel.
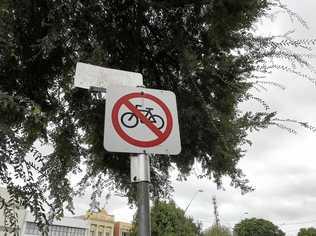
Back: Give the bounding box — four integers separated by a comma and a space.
121, 112, 139, 128
151, 115, 165, 130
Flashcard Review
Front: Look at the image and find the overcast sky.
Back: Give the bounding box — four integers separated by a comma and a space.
71, 1, 316, 235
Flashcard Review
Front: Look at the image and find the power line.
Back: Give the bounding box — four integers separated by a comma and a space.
278, 219, 316, 226
198, 217, 316, 226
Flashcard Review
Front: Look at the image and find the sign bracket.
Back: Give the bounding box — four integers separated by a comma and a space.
89, 86, 107, 93
130, 153, 150, 183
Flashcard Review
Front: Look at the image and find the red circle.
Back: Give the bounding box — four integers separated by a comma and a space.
111, 92, 173, 148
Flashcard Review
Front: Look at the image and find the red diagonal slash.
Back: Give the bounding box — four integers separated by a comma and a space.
111, 92, 173, 148
123, 100, 164, 138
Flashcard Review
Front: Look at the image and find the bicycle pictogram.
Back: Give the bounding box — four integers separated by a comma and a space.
121, 104, 165, 130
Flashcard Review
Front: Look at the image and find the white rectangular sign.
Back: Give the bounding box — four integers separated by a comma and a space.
74, 62, 143, 89
104, 85, 181, 155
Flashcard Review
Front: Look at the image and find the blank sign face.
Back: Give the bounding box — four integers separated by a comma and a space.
104, 85, 181, 155
74, 62, 143, 89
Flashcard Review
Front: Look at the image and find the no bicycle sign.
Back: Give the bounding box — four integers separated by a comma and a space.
104, 85, 181, 155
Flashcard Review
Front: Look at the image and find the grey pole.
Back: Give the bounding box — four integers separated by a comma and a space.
137, 180, 150, 236
130, 154, 151, 236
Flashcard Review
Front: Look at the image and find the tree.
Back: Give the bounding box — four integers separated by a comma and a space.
203, 224, 232, 236
233, 218, 285, 236
131, 200, 201, 236
0, 0, 315, 230
298, 227, 316, 236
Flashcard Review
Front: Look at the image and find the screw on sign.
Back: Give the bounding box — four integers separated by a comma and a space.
112, 92, 173, 148
104, 85, 181, 155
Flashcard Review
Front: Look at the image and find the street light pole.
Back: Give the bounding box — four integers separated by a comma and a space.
184, 189, 203, 214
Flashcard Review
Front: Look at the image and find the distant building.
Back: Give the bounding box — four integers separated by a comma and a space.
0, 188, 132, 236
22, 211, 89, 236
79, 209, 132, 236
114, 222, 132, 236
82, 209, 115, 236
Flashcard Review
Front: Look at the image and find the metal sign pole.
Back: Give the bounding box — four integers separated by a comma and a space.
130, 154, 151, 236
137, 178, 150, 236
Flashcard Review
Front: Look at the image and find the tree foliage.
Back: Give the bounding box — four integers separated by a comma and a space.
0, 0, 315, 230
298, 227, 316, 236
0, 194, 20, 234
233, 218, 285, 236
203, 224, 232, 236
131, 200, 200, 236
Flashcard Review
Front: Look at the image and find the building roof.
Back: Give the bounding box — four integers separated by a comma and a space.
84, 208, 115, 223
24, 211, 89, 229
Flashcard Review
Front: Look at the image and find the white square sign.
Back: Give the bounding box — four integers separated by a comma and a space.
74, 62, 143, 89
104, 85, 181, 155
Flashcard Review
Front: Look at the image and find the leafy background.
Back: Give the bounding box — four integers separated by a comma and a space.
1, 1, 316, 234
